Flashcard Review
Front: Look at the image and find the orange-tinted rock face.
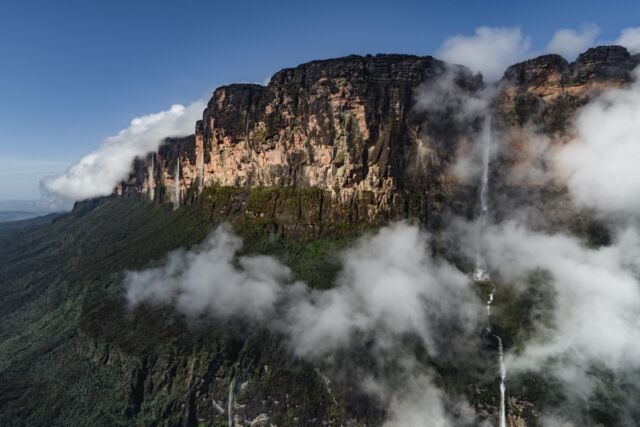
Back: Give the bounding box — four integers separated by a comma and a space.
196, 55, 481, 204
119, 46, 639, 225
121, 54, 482, 222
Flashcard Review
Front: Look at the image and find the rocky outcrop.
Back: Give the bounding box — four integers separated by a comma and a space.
499, 45, 639, 132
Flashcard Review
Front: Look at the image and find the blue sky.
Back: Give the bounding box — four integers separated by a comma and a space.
1, 0, 638, 202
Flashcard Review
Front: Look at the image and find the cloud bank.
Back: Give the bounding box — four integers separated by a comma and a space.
126, 222, 481, 358
42, 100, 205, 202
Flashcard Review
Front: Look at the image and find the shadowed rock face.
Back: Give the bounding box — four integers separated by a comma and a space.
120, 46, 638, 229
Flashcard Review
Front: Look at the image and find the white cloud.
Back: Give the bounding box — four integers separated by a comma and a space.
127, 222, 481, 357
41, 100, 205, 202
546, 24, 600, 61
126, 224, 287, 320
616, 27, 640, 54
375, 371, 469, 427
469, 220, 640, 394
283, 222, 480, 359
554, 69, 640, 217
436, 26, 532, 81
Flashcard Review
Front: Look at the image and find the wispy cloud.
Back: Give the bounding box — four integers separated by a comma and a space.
616, 27, 640, 54
436, 26, 532, 81
546, 24, 600, 61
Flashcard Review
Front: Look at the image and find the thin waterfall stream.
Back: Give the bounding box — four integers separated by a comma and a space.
173, 159, 180, 210
473, 116, 492, 283
473, 116, 507, 427
227, 375, 236, 427
228, 376, 236, 427
147, 156, 155, 201
486, 288, 507, 427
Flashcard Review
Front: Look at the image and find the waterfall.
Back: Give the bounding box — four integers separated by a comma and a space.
473, 116, 492, 282
486, 289, 507, 427
228, 376, 236, 427
497, 335, 507, 427
173, 158, 180, 210
474, 116, 507, 426
479, 116, 491, 216
486, 291, 494, 317
197, 152, 205, 193
147, 156, 155, 201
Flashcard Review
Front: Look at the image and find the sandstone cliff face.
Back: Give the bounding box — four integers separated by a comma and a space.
119, 46, 638, 229
121, 54, 482, 226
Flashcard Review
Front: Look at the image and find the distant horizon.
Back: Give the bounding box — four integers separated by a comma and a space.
0, 199, 69, 213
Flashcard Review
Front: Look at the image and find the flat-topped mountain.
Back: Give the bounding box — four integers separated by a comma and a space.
119, 54, 480, 230
117, 46, 638, 236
